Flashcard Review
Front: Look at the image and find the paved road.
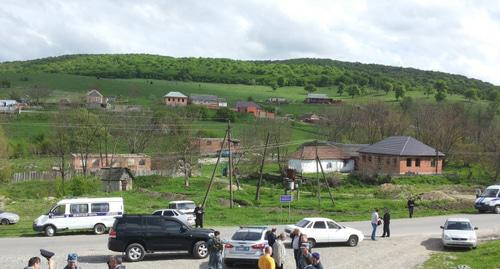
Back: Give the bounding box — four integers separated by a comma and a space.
1, 214, 498, 269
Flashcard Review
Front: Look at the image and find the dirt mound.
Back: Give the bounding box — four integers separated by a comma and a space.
418, 191, 456, 201
374, 183, 404, 199
136, 188, 188, 201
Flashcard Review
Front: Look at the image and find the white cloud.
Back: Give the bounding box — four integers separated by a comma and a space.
0, 0, 499, 85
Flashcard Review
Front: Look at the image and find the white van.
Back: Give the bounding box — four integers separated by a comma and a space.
33, 197, 124, 236
474, 185, 500, 214
168, 200, 196, 215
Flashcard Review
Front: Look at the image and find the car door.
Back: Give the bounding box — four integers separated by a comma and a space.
164, 219, 191, 250
145, 216, 170, 251
327, 221, 345, 242
48, 204, 67, 228
311, 221, 328, 242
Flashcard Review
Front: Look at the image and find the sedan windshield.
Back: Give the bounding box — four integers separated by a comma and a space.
481, 189, 499, 198
445, 221, 472, 230
296, 220, 310, 228
232, 231, 262, 241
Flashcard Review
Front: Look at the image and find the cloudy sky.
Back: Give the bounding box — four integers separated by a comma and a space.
1, 0, 500, 84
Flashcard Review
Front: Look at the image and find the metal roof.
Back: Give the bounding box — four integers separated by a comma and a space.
359, 136, 445, 156
307, 93, 331, 99
87, 89, 103, 97
236, 101, 261, 109
164, 91, 187, 98
190, 94, 223, 102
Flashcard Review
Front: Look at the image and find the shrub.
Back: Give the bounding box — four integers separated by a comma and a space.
134, 175, 166, 189
56, 176, 101, 197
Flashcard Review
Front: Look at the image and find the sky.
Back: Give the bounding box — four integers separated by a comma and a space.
1, 0, 500, 85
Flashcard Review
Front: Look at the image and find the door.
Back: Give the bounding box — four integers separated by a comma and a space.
48, 204, 67, 229
164, 219, 190, 250
327, 221, 345, 242
145, 216, 170, 251
69, 203, 90, 229
311, 221, 329, 242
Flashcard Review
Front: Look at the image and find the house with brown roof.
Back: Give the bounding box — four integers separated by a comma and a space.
71, 153, 151, 173
235, 101, 275, 119
358, 136, 445, 176
287, 142, 365, 173
192, 137, 241, 156
164, 91, 188, 106
86, 89, 107, 108
304, 93, 336, 104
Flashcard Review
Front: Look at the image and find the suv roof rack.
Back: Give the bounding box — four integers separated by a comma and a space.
238, 226, 269, 230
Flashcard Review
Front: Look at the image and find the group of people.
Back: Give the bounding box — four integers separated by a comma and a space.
289, 228, 323, 269
25, 253, 125, 269
370, 198, 417, 240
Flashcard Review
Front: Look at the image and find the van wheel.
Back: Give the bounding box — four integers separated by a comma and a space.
126, 243, 145, 262
93, 223, 106, 234
495, 206, 500, 214
0, 219, 9, 225
192, 241, 208, 259
347, 235, 359, 247
45, 225, 56, 237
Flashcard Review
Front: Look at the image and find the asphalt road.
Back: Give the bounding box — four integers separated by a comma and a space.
1, 213, 498, 269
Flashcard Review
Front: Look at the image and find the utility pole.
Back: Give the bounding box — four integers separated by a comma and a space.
315, 142, 321, 209
317, 156, 335, 206
228, 120, 234, 209
202, 129, 228, 208
435, 148, 439, 175
255, 132, 270, 201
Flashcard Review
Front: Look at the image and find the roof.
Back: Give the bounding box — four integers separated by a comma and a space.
445, 218, 471, 222
190, 94, 224, 102
328, 142, 369, 157
71, 153, 150, 158
168, 200, 195, 204
302, 217, 335, 222
307, 93, 331, 99
100, 167, 134, 181
0, 100, 17, 106
359, 136, 445, 157
87, 89, 103, 97
289, 144, 350, 160
57, 197, 123, 204
486, 185, 500, 189
236, 101, 261, 109
164, 91, 187, 98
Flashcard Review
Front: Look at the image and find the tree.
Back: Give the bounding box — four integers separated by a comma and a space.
435, 91, 447, 102
337, 82, 345, 96
304, 84, 317, 93
215, 107, 236, 122
27, 85, 52, 105
464, 88, 478, 102
394, 84, 406, 100
0, 80, 10, 88
277, 77, 286, 87
0, 126, 11, 183
424, 87, 435, 97
434, 80, 448, 102
51, 110, 72, 193
70, 109, 101, 176
383, 82, 393, 95
347, 85, 360, 98
270, 82, 278, 91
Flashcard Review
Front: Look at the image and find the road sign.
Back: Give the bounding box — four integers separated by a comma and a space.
280, 195, 293, 203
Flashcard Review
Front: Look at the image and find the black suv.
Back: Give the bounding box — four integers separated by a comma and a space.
108, 215, 214, 262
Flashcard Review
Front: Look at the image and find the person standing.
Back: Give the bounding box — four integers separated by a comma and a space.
290, 228, 301, 269
267, 228, 277, 247
106, 256, 125, 269
272, 233, 286, 269
304, 252, 324, 269
207, 231, 223, 269
194, 204, 204, 228
407, 198, 415, 218
381, 208, 391, 238
258, 246, 275, 269
371, 208, 380, 240
24, 257, 54, 269
63, 253, 81, 269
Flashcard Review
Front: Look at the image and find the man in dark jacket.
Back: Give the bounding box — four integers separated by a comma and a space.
407, 198, 415, 218
194, 204, 204, 228
267, 228, 277, 247
381, 208, 391, 238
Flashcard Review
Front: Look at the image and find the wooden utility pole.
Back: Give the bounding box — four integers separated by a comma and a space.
315, 142, 321, 209
435, 148, 439, 175
228, 121, 234, 208
255, 132, 270, 201
317, 156, 335, 206
202, 129, 228, 208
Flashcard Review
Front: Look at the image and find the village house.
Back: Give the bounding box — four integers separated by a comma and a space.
71, 153, 151, 173
189, 94, 227, 109
192, 137, 241, 156
358, 136, 445, 176
304, 93, 335, 104
86, 89, 107, 108
267, 97, 288, 104
100, 167, 134, 192
299, 113, 321, 123
164, 91, 188, 106
0, 100, 18, 113
235, 101, 275, 119
287, 142, 365, 173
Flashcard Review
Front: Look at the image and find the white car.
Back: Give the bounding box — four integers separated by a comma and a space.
223, 226, 269, 267
474, 185, 500, 213
168, 200, 196, 216
285, 217, 364, 247
440, 218, 478, 249
152, 209, 196, 226
0, 210, 20, 225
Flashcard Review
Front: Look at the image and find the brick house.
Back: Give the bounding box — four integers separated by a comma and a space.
192, 138, 241, 156
86, 89, 107, 108
189, 94, 227, 109
235, 101, 275, 119
164, 91, 188, 106
358, 136, 445, 176
71, 154, 151, 173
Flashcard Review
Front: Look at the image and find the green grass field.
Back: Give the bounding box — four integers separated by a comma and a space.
421, 240, 500, 269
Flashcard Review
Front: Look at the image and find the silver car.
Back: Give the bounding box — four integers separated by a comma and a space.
223, 226, 269, 267
0, 210, 20, 225
152, 209, 196, 226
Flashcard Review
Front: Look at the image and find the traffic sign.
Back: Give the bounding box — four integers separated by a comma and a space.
280, 195, 293, 203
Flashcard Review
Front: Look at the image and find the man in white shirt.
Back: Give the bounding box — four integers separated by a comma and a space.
371, 208, 380, 240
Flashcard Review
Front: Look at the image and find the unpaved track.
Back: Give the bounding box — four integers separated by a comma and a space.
0, 214, 498, 269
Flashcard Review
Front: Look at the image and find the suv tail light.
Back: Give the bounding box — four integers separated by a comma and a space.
251, 243, 265, 249
224, 243, 234, 248
109, 228, 117, 239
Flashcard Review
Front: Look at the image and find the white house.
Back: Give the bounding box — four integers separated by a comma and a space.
0, 100, 18, 113
287, 143, 362, 173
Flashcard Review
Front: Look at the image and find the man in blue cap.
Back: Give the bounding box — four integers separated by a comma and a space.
63, 253, 81, 269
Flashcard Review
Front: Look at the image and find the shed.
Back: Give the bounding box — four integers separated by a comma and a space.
100, 167, 134, 192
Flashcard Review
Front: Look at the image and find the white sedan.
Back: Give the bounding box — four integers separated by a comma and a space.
440, 218, 478, 249
152, 209, 196, 226
285, 217, 364, 247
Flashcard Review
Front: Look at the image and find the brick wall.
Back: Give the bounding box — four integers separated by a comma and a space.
71, 155, 152, 172
164, 97, 187, 106
358, 153, 443, 176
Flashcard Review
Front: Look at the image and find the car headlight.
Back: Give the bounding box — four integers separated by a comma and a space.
444, 234, 451, 240
469, 236, 476, 241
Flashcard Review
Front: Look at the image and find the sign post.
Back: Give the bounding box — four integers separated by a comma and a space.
280, 195, 293, 222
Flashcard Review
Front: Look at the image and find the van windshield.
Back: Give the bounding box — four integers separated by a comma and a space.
481, 189, 499, 198
178, 203, 195, 210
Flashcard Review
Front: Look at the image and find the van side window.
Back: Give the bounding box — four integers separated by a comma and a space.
51, 205, 66, 216
70, 204, 89, 214
91, 203, 109, 213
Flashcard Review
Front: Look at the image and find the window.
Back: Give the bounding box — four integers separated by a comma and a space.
393, 158, 397, 166
163, 211, 175, 217
415, 159, 421, 167
232, 231, 262, 241
313, 221, 326, 229
368, 156, 372, 162
152, 211, 162, 216
139, 159, 146, 166
362, 155, 366, 162
406, 158, 412, 167
377, 156, 381, 165
51, 205, 66, 216
327, 221, 341, 229
164, 220, 182, 233
91, 203, 109, 213
70, 204, 89, 214
146, 217, 164, 232
296, 220, 310, 228
431, 159, 436, 167
326, 162, 332, 169
386, 158, 390, 165
206, 140, 212, 145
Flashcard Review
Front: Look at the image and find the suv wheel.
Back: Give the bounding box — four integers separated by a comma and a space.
45, 225, 56, 237
347, 235, 359, 247
126, 243, 145, 262
93, 223, 106, 235
495, 206, 500, 214
192, 241, 208, 259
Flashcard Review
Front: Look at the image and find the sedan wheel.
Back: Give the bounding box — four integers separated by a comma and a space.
495, 206, 500, 214
0, 219, 9, 225
307, 238, 316, 248
347, 235, 358, 247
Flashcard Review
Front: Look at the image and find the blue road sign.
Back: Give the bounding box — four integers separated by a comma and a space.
280, 195, 293, 203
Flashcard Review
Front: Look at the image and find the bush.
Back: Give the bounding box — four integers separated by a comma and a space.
134, 175, 166, 189
55, 176, 101, 197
